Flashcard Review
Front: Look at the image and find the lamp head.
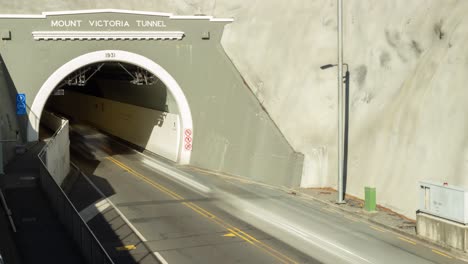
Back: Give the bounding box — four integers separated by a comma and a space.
320, 64, 335, 70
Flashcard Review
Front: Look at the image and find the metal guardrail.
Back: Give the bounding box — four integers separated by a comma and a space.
38, 115, 114, 264
0, 189, 16, 233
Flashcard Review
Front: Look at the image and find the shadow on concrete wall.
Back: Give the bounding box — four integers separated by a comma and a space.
0, 55, 24, 144
343, 70, 350, 197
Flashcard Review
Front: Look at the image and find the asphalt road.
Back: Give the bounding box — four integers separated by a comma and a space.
69, 124, 467, 264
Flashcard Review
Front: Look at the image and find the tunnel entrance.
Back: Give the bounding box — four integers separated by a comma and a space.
0, 10, 304, 187
31, 50, 193, 164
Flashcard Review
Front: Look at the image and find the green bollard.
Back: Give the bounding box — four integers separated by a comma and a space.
364, 187, 376, 212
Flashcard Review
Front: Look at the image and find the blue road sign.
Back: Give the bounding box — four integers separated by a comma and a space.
16, 93, 26, 115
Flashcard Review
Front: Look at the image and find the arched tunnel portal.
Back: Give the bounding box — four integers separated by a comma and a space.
31, 50, 193, 164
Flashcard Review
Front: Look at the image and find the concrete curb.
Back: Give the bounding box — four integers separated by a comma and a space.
291, 188, 468, 262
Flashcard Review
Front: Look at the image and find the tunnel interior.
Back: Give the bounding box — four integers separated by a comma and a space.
44, 62, 179, 114
41, 61, 183, 162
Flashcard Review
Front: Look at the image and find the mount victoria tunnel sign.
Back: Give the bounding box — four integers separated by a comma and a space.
50, 19, 167, 28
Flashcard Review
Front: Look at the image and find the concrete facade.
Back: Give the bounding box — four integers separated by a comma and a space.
417, 212, 468, 252
0, 10, 303, 187
2, 1, 468, 218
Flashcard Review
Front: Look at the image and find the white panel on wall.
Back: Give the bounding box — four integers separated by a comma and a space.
145, 114, 180, 162
49, 91, 181, 162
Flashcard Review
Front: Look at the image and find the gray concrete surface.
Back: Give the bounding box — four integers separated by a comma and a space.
295, 188, 418, 236
2, 0, 468, 221
0, 194, 21, 264
0, 55, 22, 166
69, 123, 468, 264
2, 142, 84, 264
65, 168, 162, 264
292, 187, 468, 261
417, 212, 468, 253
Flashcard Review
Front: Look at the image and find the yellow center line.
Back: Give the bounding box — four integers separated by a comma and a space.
115, 244, 136, 251
105, 156, 298, 264
369, 225, 387, 233
227, 228, 254, 245
431, 249, 453, 259
397, 236, 416, 245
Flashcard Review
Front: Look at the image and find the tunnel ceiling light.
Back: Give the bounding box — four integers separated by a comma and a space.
52, 89, 64, 96
62, 63, 105, 87
118, 63, 157, 85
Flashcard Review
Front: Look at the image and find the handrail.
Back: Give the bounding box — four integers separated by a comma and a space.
70, 162, 160, 263
37, 157, 114, 263
0, 189, 16, 232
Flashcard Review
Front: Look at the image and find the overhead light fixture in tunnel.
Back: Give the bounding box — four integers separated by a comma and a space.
62, 63, 105, 87
118, 63, 157, 85
131, 67, 157, 85
52, 89, 64, 96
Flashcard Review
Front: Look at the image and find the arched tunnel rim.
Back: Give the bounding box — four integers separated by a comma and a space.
28, 49, 193, 164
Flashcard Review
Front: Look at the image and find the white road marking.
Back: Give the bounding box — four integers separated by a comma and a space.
74, 162, 169, 264
141, 157, 211, 194
79, 199, 111, 222
153, 252, 169, 264
79, 169, 147, 240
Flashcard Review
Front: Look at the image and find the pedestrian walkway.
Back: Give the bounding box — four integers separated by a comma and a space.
1, 142, 84, 264
296, 187, 416, 235
293, 187, 468, 261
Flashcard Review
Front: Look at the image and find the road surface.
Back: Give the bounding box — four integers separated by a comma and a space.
68, 123, 466, 264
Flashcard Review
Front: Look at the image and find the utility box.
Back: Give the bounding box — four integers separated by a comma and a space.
419, 180, 468, 224
365, 187, 376, 212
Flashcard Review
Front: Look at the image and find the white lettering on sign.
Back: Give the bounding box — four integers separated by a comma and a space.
51, 20, 83, 27
49, 20, 167, 28
89, 20, 130, 27
136, 20, 167, 28
104, 52, 116, 58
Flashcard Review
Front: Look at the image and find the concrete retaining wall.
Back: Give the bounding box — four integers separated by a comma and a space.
41, 111, 70, 185
417, 212, 468, 252
48, 91, 181, 162
0, 57, 21, 167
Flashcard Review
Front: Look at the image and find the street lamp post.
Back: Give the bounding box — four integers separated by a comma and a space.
320, 63, 348, 204
319, 0, 347, 204
337, 0, 345, 204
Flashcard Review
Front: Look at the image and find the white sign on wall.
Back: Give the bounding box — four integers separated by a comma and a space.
50, 20, 167, 28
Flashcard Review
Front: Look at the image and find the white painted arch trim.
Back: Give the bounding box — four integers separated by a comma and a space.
32, 31, 184, 41
28, 50, 193, 164
0, 9, 234, 22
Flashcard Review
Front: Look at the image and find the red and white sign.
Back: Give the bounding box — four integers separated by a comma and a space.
184, 129, 192, 151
